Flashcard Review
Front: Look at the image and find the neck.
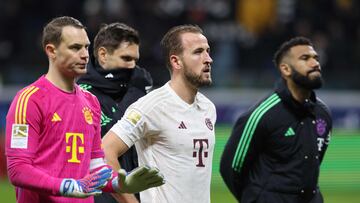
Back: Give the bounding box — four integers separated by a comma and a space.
46, 65, 76, 92
169, 76, 198, 104
286, 79, 311, 103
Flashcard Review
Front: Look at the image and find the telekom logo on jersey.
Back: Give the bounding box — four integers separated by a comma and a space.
65, 133, 85, 163
193, 139, 209, 167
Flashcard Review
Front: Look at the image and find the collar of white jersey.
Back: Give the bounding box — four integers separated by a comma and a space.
164, 82, 201, 108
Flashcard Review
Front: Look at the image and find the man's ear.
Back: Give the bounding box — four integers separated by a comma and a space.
279, 63, 292, 77
170, 55, 182, 71
45, 44, 56, 59
97, 47, 107, 65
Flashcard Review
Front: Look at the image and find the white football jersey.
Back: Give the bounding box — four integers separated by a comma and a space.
110, 82, 216, 203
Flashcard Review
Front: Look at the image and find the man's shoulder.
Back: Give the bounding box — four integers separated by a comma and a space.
131, 85, 170, 109
14, 79, 49, 102
197, 91, 213, 101
77, 85, 100, 106
239, 92, 282, 121
250, 92, 282, 111
8, 79, 48, 119
196, 92, 216, 109
77, 84, 96, 96
316, 97, 332, 118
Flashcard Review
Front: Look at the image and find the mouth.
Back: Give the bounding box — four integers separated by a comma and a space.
203, 66, 211, 73
77, 63, 87, 69
308, 66, 321, 74
308, 70, 322, 79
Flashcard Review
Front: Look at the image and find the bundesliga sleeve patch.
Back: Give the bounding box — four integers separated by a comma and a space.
11, 124, 29, 148
125, 109, 142, 126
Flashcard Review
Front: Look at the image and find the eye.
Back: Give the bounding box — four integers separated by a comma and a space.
193, 48, 204, 54
69, 45, 81, 51
70, 46, 80, 51
314, 55, 320, 62
299, 55, 309, 60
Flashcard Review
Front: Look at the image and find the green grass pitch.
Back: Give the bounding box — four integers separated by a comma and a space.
1, 125, 360, 202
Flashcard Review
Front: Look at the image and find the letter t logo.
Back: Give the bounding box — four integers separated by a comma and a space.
65, 133, 85, 163
193, 139, 209, 167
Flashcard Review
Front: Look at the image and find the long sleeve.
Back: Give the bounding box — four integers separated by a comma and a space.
220, 110, 265, 201
220, 116, 249, 201
7, 156, 63, 195
5, 86, 63, 195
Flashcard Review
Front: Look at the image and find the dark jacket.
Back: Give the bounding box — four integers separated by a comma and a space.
77, 58, 152, 202
220, 80, 332, 203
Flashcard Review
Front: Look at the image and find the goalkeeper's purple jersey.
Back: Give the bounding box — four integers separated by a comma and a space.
5, 75, 104, 203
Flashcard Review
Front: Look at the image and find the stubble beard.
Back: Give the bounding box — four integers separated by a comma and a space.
290, 66, 323, 90
183, 65, 212, 88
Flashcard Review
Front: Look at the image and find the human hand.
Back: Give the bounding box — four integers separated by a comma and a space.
59, 167, 113, 198
113, 165, 165, 193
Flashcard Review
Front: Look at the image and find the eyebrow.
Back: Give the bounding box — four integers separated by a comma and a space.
193, 46, 210, 53
298, 53, 318, 59
69, 42, 90, 48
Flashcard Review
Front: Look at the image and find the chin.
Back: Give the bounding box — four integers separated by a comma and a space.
200, 79, 212, 87
76, 69, 87, 75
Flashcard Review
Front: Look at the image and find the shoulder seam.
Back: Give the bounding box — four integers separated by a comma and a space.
14, 86, 40, 124
136, 87, 170, 113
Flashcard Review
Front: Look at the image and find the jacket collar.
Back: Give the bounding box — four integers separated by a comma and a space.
77, 55, 133, 98
274, 79, 317, 117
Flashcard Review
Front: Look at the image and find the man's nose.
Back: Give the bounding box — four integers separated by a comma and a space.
309, 58, 320, 68
205, 52, 213, 64
80, 48, 89, 59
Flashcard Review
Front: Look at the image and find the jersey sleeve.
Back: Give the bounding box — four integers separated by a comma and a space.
6, 86, 42, 157
90, 96, 105, 159
110, 102, 160, 148
5, 86, 63, 195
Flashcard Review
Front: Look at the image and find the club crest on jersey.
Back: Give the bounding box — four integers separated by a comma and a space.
82, 107, 93, 125
125, 110, 142, 126
316, 119, 327, 136
205, 118, 213, 131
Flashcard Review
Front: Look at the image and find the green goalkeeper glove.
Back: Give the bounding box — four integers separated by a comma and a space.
112, 165, 165, 193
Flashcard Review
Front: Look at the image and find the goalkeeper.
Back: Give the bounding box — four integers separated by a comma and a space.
5, 16, 164, 203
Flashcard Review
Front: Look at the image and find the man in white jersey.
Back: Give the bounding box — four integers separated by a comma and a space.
102, 25, 216, 203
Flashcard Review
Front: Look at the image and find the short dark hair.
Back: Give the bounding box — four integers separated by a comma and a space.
42, 16, 85, 50
93, 22, 139, 60
273, 36, 313, 68
160, 24, 203, 72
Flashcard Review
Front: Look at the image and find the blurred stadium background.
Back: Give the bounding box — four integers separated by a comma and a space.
0, 0, 359, 202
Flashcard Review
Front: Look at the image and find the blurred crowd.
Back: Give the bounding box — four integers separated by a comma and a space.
0, 0, 359, 89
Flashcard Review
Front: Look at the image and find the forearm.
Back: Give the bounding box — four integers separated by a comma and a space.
103, 130, 130, 171
220, 152, 237, 195
220, 120, 249, 201
105, 150, 122, 171
7, 156, 62, 195
220, 153, 244, 201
